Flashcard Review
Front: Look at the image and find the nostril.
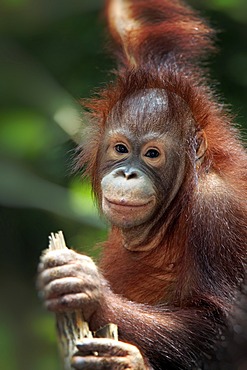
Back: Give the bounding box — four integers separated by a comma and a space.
114, 168, 139, 180
125, 171, 138, 180
114, 169, 126, 178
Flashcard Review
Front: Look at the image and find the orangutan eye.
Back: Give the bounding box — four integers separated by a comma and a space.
115, 144, 129, 154
145, 149, 160, 158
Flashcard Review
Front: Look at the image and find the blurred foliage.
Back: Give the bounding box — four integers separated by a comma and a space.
0, 0, 246, 369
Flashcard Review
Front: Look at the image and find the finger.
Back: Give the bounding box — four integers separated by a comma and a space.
76, 339, 129, 357
44, 277, 83, 299
40, 248, 95, 268
43, 276, 99, 300
40, 250, 93, 269
72, 355, 129, 370
45, 292, 98, 312
37, 264, 75, 291
40, 249, 77, 269
37, 261, 45, 274
39, 265, 74, 286
40, 266, 98, 287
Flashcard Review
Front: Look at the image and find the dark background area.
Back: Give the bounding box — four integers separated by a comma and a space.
0, 0, 246, 369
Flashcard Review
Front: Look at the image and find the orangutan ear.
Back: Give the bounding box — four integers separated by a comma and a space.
196, 130, 207, 162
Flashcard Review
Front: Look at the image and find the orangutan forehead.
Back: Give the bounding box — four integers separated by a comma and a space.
122, 88, 169, 114
107, 89, 170, 134
106, 88, 192, 136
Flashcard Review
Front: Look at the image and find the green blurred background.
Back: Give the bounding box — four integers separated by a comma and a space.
0, 0, 246, 369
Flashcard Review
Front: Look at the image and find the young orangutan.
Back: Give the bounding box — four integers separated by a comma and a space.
38, 0, 247, 368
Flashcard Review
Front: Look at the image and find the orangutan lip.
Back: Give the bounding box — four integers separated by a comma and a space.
104, 197, 152, 208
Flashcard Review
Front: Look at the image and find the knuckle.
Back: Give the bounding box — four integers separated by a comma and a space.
45, 298, 59, 312
37, 261, 44, 273
59, 294, 74, 307
78, 255, 97, 269
78, 254, 93, 262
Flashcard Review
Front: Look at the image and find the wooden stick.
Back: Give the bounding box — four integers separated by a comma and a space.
48, 231, 92, 369
47, 231, 118, 369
